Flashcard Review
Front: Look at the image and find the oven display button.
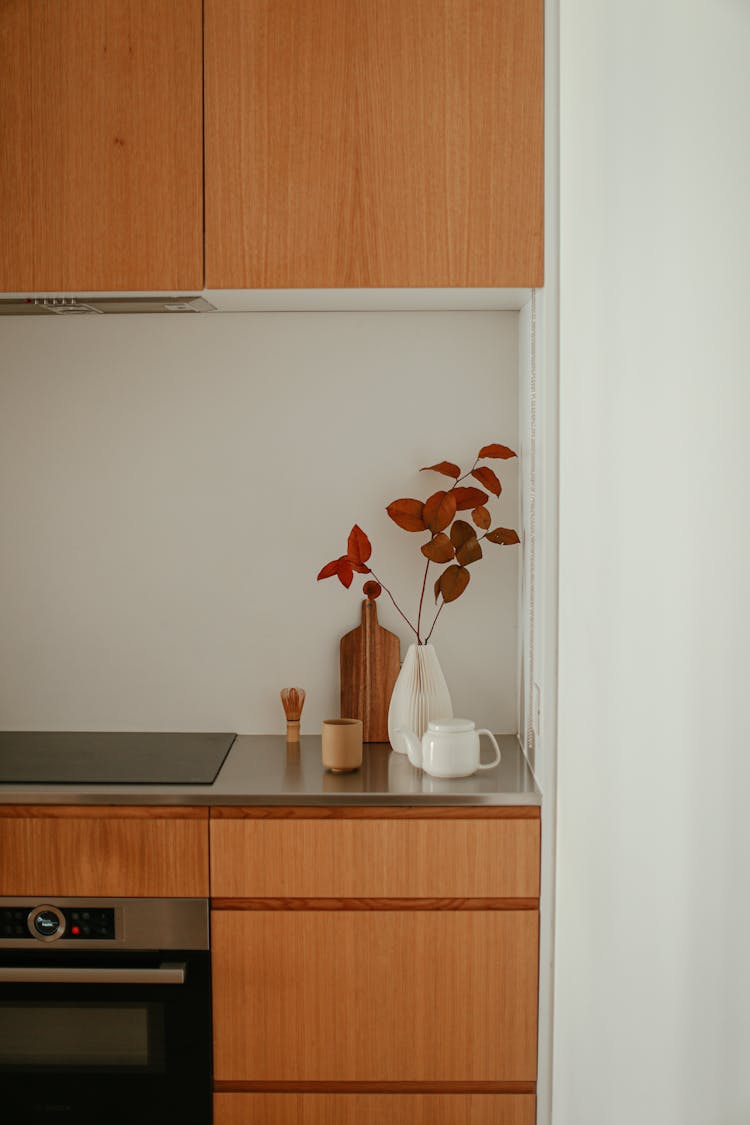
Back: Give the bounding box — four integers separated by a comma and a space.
64, 908, 116, 940
28, 905, 66, 942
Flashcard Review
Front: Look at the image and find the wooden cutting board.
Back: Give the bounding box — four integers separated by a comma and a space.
340, 599, 400, 742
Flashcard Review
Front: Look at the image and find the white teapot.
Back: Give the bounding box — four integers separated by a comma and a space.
397, 718, 501, 779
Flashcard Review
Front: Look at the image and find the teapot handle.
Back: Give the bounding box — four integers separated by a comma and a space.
476, 730, 501, 770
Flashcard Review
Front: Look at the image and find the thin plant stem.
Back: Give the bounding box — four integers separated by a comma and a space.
424, 599, 446, 644
416, 559, 431, 644
450, 459, 479, 491
368, 568, 419, 641
413, 464, 479, 646
424, 529, 493, 643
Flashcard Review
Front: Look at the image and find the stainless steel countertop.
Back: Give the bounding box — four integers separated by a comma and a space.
0, 734, 540, 806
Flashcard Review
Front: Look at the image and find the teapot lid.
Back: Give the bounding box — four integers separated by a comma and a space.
427, 717, 475, 733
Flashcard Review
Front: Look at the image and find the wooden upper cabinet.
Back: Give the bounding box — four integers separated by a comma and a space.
204, 0, 544, 288
0, 0, 203, 293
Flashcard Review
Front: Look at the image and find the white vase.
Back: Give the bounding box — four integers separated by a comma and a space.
387, 643, 453, 755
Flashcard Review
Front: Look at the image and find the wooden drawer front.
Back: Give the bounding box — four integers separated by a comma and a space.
210, 815, 539, 900
212, 910, 538, 1082
214, 1092, 536, 1124
0, 807, 209, 897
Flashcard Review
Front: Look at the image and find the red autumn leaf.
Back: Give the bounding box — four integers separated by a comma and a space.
386, 498, 427, 532
317, 559, 340, 581
471, 465, 502, 497
456, 537, 482, 567
423, 489, 457, 533
363, 580, 382, 599
478, 443, 517, 460
435, 564, 471, 604
450, 519, 482, 566
450, 520, 476, 549
421, 532, 455, 563
336, 558, 354, 587
485, 527, 521, 545
452, 486, 489, 510
472, 506, 491, 529
347, 524, 372, 566
420, 461, 461, 479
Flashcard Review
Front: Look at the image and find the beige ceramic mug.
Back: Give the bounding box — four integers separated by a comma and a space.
321, 718, 363, 773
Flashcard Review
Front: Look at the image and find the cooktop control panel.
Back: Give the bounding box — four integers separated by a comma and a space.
0, 904, 116, 942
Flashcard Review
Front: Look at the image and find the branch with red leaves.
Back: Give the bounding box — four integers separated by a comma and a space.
317, 443, 520, 644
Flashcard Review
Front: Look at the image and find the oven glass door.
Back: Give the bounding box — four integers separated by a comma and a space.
0, 949, 211, 1125
0, 998, 164, 1070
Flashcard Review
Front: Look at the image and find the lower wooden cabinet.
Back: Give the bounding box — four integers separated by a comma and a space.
0, 805, 209, 897
210, 809, 540, 900
212, 909, 538, 1083
214, 1092, 536, 1125
210, 806, 541, 1110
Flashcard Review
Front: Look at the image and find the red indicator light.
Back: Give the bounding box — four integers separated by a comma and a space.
71, 925, 81, 935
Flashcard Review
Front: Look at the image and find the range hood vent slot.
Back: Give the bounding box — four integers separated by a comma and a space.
0, 295, 216, 316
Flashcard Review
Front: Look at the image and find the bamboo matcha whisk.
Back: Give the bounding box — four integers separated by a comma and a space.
280, 687, 306, 742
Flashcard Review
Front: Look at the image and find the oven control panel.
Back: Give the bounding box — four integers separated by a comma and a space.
0, 904, 116, 942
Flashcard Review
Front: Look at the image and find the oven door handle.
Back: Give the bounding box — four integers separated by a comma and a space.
0, 961, 187, 985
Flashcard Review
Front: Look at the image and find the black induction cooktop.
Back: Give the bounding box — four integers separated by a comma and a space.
0, 731, 237, 785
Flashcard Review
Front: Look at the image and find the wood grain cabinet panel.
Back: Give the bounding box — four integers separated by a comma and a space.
210, 811, 540, 900
0, 0, 203, 292
214, 1091, 536, 1125
204, 0, 544, 288
212, 910, 539, 1082
0, 806, 209, 897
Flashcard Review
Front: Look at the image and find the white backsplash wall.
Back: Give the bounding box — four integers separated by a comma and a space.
0, 311, 518, 734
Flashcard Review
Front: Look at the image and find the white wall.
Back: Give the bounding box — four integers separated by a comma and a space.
554, 2, 750, 1123
0, 311, 519, 735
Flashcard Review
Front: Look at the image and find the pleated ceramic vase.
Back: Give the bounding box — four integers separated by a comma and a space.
387, 643, 453, 755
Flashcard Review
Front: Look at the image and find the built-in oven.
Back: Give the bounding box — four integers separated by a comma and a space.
0, 898, 211, 1125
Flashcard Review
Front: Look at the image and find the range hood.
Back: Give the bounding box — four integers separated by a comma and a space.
0, 289, 532, 314
0, 295, 215, 316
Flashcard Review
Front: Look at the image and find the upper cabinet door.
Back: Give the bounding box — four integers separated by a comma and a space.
0, 0, 203, 293
205, 0, 544, 289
